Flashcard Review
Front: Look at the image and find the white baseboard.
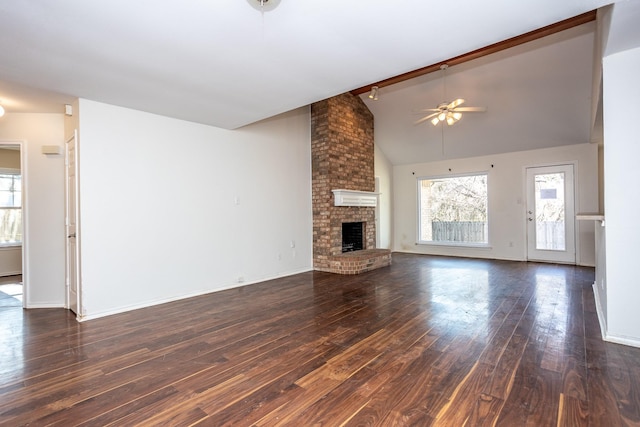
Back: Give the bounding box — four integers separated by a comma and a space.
604, 333, 640, 348
25, 303, 65, 309
78, 267, 313, 322
0, 270, 22, 277
592, 282, 607, 341
592, 282, 640, 348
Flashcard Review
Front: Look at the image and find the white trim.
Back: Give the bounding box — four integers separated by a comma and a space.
0, 140, 26, 308
416, 171, 489, 246
24, 303, 64, 309
0, 244, 22, 250
604, 333, 640, 349
77, 267, 313, 322
592, 282, 640, 348
524, 163, 577, 264
0, 269, 21, 276
332, 189, 378, 207
592, 282, 607, 341
416, 241, 491, 249
0, 167, 20, 174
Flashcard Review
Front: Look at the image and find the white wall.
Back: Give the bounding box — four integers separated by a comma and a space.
76, 99, 312, 319
0, 247, 21, 276
374, 144, 393, 249
393, 143, 598, 265
602, 46, 640, 345
0, 114, 66, 307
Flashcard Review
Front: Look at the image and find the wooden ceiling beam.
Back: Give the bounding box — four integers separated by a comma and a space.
351, 9, 597, 96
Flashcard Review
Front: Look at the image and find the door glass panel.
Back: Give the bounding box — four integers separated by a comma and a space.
534, 172, 565, 250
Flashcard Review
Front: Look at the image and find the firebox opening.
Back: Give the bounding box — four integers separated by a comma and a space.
342, 222, 364, 253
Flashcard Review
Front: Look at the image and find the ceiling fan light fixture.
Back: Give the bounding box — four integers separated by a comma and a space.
452, 112, 462, 121
431, 117, 440, 126
246, 0, 281, 12
368, 86, 379, 101
438, 112, 446, 121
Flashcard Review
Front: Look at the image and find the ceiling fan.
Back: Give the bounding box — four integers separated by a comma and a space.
414, 65, 487, 126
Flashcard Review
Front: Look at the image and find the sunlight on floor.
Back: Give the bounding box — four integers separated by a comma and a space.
0, 275, 23, 305
0, 284, 23, 302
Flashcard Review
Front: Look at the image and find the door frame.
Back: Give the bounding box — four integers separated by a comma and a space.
65, 130, 81, 316
525, 162, 577, 264
0, 140, 26, 307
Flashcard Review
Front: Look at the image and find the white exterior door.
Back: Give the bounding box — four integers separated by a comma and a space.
526, 164, 575, 264
65, 131, 80, 315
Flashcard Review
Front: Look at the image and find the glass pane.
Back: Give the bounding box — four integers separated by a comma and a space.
0, 208, 22, 244
0, 191, 12, 207
534, 172, 565, 250
0, 175, 20, 207
0, 176, 12, 191
419, 175, 488, 243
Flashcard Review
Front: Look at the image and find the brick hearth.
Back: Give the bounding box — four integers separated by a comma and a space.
311, 93, 391, 274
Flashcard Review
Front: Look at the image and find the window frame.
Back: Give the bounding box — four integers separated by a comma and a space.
0, 168, 22, 247
416, 171, 490, 248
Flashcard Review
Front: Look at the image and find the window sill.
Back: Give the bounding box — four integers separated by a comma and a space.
417, 241, 491, 250
0, 244, 22, 250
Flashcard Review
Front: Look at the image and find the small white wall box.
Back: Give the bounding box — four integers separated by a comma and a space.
332, 189, 379, 207
64, 104, 73, 116
42, 145, 61, 155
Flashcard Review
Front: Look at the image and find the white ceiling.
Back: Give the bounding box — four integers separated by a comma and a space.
0, 0, 612, 133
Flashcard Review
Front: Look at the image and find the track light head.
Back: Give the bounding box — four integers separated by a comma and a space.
368, 86, 379, 101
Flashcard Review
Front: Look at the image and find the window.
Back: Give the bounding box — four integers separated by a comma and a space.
418, 173, 488, 245
0, 172, 22, 245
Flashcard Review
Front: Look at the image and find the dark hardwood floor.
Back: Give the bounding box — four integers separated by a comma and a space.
1, 254, 639, 426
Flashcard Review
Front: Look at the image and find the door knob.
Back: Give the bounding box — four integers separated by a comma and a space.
528, 218, 533, 222
68, 233, 76, 238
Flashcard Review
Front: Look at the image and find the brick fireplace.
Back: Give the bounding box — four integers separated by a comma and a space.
311, 93, 391, 274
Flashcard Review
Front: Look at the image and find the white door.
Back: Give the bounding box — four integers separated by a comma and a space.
65, 131, 80, 315
526, 164, 575, 263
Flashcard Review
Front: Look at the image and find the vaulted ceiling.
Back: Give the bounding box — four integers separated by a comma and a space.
0, 0, 612, 136
362, 21, 598, 164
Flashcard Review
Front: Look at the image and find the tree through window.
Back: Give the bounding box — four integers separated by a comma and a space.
418, 173, 488, 244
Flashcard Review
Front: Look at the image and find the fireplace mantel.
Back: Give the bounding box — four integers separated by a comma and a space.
332, 189, 379, 207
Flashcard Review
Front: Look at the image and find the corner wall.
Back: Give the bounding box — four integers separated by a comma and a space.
77, 99, 313, 319
374, 144, 393, 250
0, 113, 66, 307
602, 46, 640, 346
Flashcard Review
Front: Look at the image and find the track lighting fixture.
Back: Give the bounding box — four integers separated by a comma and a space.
368, 86, 379, 101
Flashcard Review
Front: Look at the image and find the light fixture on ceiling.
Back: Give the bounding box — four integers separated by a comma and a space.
0, 106, 4, 117
368, 86, 379, 101
246, 0, 281, 12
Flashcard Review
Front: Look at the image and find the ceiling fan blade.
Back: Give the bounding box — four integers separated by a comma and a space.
453, 106, 487, 112
414, 112, 439, 125
414, 108, 441, 113
448, 98, 465, 109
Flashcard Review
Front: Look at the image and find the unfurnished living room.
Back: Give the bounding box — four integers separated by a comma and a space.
1, 1, 639, 426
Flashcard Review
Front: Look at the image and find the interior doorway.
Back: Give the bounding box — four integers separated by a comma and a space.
526, 164, 576, 264
0, 142, 24, 307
